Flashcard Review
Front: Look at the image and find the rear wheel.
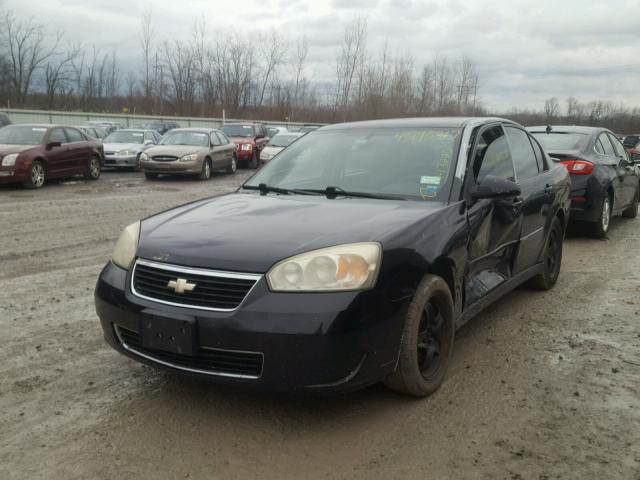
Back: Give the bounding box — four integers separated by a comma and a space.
528, 216, 563, 290
591, 195, 611, 238
622, 186, 639, 218
384, 274, 455, 397
226, 155, 237, 175
144, 172, 158, 180
199, 159, 212, 180
23, 160, 46, 189
84, 156, 101, 180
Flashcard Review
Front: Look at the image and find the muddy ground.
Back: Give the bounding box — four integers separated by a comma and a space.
0, 170, 638, 480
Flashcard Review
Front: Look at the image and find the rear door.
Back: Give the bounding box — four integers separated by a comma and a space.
505, 125, 554, 272
208, 131, 224, 168
598, 132, 627, 211
64, 127, 89, 172
607, 132, 637, 209
464, 124, 523, 307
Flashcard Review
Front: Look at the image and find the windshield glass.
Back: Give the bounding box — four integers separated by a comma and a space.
623, 135, 640, 147
159, 130, 209, 147
105, 130, 145, 144
531, 132, 588, 151
268, 134, 300, 148
245, 127, 461, 201
0, 126, 47, 145
221, 125, 254, 138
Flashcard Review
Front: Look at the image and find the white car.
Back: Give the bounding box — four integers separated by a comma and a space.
103, 129, 161, 168
259, 133, 303, 162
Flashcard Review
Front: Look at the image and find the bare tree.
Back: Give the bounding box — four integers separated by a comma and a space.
1, 11, 60, 105
544, 97, 560, 122
257, 30, 286, 108
290, 34, 308, 120
335, 17, 367, 118
44, 41, 82, 108
140, 7, 154, 103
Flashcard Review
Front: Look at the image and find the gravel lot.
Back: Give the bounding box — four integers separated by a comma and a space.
1, 170, 639, 480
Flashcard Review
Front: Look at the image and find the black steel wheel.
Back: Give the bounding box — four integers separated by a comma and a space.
384, 274, 455, 397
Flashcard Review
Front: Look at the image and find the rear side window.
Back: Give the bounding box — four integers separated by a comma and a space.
607, 133, 627, 158
529, 137, 546, 172
210, 132, 221, 146
474, 125, 515, 182
505, 126, 539, 181
598, 133, 616, 156
216, 132, 229, 145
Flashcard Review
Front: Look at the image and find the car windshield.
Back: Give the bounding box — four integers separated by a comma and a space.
0, 126, 47, 145
268, 134, 300, 148
623, 135, 640, 147
221, 125, 254, 138
245, 127, 461, 201
105, 131, 145, 144
159, 131, 209, 146
531, 132, 588, 151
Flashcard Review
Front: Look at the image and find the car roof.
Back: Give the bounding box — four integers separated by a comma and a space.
167, 127, 214, 133
527, 125, 607, 134
321, 117, 518, 131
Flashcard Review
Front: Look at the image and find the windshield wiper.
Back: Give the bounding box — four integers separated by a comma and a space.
302, 186, 407, 201
242, 184, 314, 196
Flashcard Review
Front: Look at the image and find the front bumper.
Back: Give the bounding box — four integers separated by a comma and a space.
104, 154, 138, 167
95, 261, 406, 393
0, 166, 27, 184
140, 159, 202, 174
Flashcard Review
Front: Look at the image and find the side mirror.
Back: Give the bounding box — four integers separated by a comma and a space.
471, 175, 521, 201
46, 141, 61, 150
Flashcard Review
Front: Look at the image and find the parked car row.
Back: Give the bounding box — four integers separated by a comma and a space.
93, 116, 639, 398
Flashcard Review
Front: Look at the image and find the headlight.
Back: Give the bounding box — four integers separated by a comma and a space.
240, 144, 253, 151
139, 153, 149, 161
1, 153, 18, 166
111, 221, 141, 270
266, 242, 381, 292
117, 149, 136, 156
180, 153, 198, 162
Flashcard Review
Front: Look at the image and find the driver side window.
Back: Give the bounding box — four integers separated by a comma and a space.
49, 128, 67, 144
474, 125, 515, 183
210, 132, 221, 146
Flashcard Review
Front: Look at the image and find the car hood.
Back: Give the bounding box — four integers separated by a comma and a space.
144, 145, 206, 157
137, 193, 447, 273
103, 142, 144, 153
0, 144, 37, 156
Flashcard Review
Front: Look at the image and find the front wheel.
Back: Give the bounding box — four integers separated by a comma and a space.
528, 216, 563, 290
199, 159, 212, 180
591, 195, 611, 238
226, 155, 237, 175
84, 156, 101, 181
384, 274, 455, 397
23, 160, 46, 189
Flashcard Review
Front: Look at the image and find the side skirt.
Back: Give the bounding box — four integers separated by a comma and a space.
457, 262, 543, 328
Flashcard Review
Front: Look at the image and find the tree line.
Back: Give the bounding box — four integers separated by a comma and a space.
1, 6, 639, 133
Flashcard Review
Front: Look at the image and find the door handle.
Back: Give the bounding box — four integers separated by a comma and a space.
512, 199, 523, 208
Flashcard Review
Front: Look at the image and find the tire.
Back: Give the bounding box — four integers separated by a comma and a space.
528, 216, 563, 290
591, 194, 611, 238
84, 156, 101, 181
134, 153, 141, 170
23, 160, 46, 189
199, 159, 212, 180
622, 186, 639, 218
144, 172, 158, 180
249, 152, 258, 169
226, 155, 238, 175
384, 274, 455, 397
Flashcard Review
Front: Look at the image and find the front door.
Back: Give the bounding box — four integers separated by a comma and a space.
607, 132, 637, 209
44, 128, 71, 177
464, 124, 523, 307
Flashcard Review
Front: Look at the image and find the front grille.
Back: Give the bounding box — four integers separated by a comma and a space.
115, 326, 263, 378
152, 155, 178, 162
131, 259, 260, 311
105, 151, 116, 155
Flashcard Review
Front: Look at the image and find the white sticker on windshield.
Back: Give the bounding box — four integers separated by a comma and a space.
132, 133, 143, 137
242, 126, 252, 129
194, 133, 207, 137
420, 176, 441, 185
32, 128, 47, 132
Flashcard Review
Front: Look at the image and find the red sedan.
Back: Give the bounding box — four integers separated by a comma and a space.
0, 124, 104, 188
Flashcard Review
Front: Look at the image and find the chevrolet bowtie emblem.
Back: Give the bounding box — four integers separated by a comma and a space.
167, 278, 196, 294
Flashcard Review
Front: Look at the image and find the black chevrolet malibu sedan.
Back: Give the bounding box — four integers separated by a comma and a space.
95, 118, 571, 396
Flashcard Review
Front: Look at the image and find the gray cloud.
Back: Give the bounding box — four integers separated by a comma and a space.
4, 0, 640, 112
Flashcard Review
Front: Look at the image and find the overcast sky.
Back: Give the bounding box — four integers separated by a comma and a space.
6, 0, 640, 112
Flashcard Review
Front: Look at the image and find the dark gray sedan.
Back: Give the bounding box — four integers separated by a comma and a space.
528, 125, 640, 237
